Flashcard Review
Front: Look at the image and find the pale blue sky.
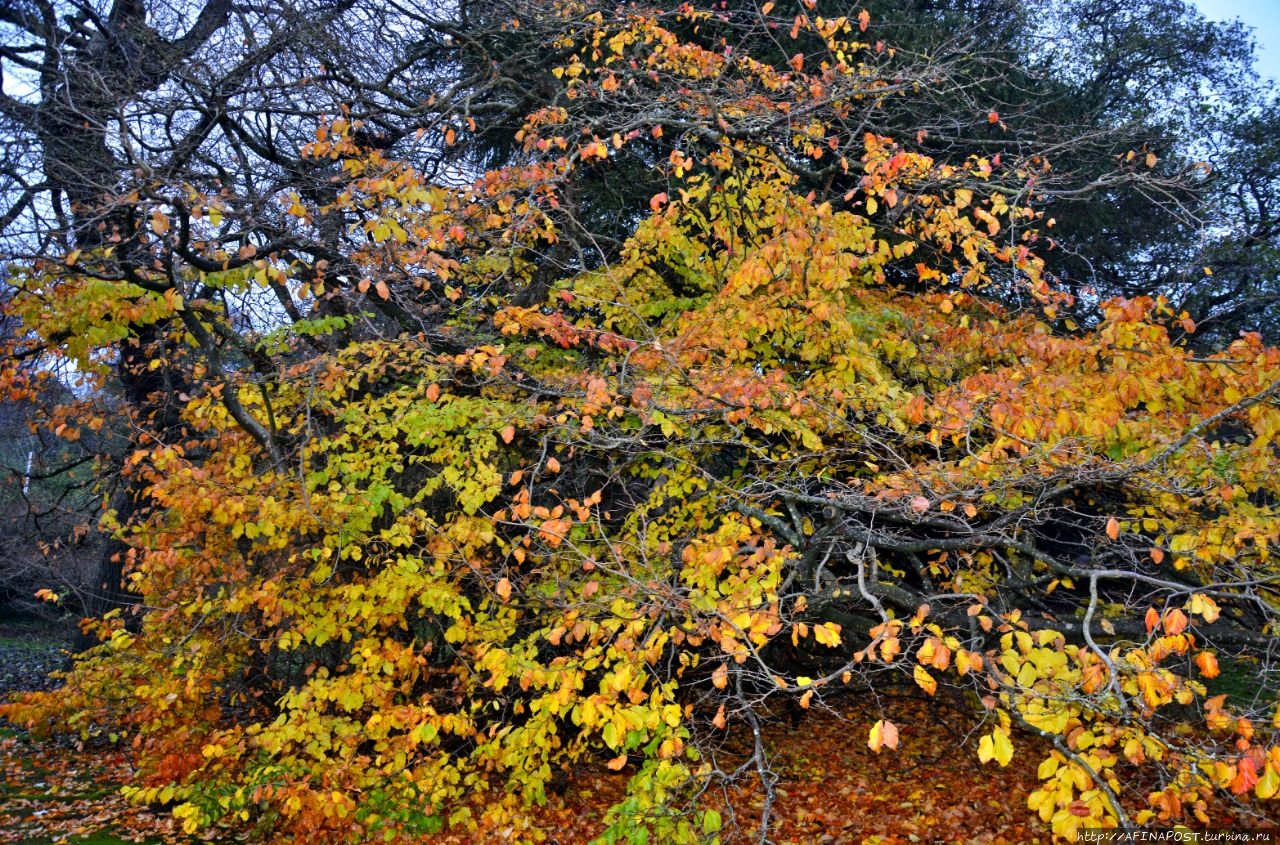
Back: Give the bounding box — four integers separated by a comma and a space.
1193, 0, 1280, 84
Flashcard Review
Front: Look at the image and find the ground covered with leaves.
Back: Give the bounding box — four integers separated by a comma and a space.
3, 645, 1275, 844
0, 614, 68, 696
0, 668, 1050, 845
0, 611, 186, 845
0, 624, 1044, 844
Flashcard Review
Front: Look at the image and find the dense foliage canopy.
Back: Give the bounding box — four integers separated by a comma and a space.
1, 0, 1279, 842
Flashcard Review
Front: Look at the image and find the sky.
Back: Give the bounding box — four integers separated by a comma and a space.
1192, 0, 1280, 83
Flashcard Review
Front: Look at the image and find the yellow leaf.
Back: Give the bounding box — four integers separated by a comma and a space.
1257, 762, 1280, 800
812, 621, 841, 648
991, 728, 1014, 766
1188, 593, 1220, 623
913, 664, 937, 696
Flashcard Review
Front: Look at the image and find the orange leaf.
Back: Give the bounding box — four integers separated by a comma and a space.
1163, 608, 1188, 637
1195, 651, 1220, 679
868, 719, 898, 752
1105, 517, 1120, 540
1231, 757, 1259, 795
500, 424, 516, 444
650, 192, 668, 212
788, 53, 804, 72
546, 456, 561, 473
1145, 606, 1160, 634
425, 383, 441, 403
607, 754, 628, 771
857, 8, 870, 31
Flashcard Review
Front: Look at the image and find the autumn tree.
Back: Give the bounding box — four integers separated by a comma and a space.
447, 0, 1280, 340
2, 1, 1280, 843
